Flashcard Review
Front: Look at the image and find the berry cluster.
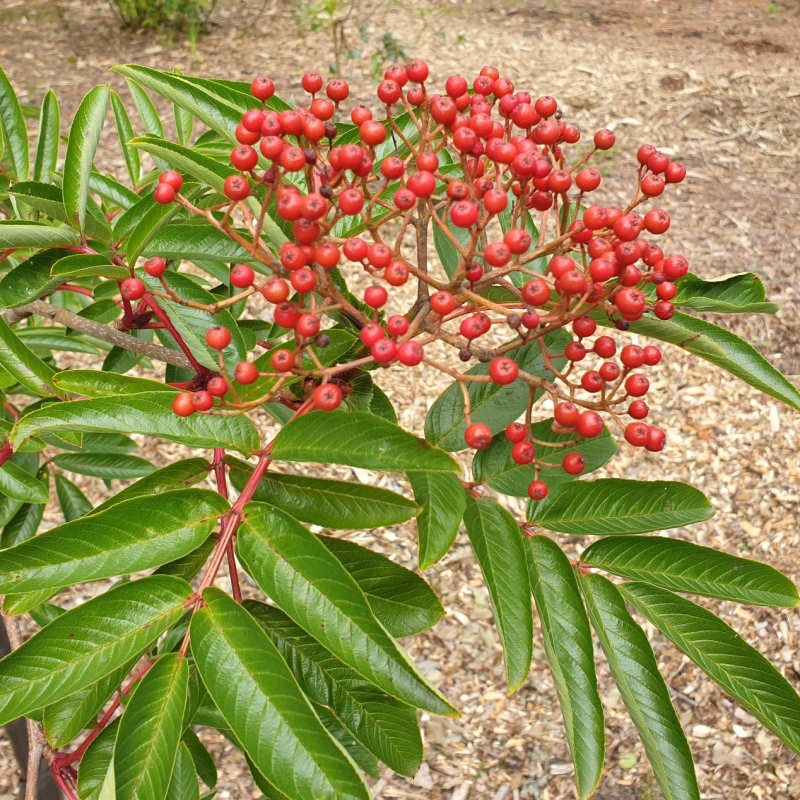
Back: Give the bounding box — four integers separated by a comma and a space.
148, 60, 691, 499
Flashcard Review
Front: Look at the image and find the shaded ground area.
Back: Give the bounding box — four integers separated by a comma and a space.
1, 0, 799, 797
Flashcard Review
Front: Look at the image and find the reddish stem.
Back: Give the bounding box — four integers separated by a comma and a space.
211, 448, 242, 602
54, 283, 94, 297
0, 442, 13, 467
142, 294, 206, 375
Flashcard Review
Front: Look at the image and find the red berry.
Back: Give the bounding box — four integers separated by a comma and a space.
464, 422, 493, 450
599, 361, 621, 382
575, 167, 601, 192
260, 277, 290, 304
565, 341, 587, 362
296, 312, 321, 338
250, 76, 275, 101
360, 323, 385, 347
488, 356, 519, 385
159, 170, 183, 191
192, 390, 214, 412
577, 410, 604, 438
144, 257, 167, 278
273, 302, 300, 329
572, 316, 597, 338
312, 383, 343, 411
562, 452, 586, 475
460, 313, 491, 340
326, 79, 349, 102
223, 175, 250, 201
624, 422, 649, 447
153, 182, 176, 204
628, 400, 649, 419
120, 278, 146, 301
645, 426, 666, 452
593, 336, 616, 358
302, 71, 324, 94
554, 402, 579, 428
450, 200, 479, 228
430, 290, 456, 315
205, 326, 232, 350
230, 145, 258, 172
620, 345, 645, 368
371, 338, 397, 363
234, 361, 259, 385
270, 348, 295, 373
593, 129, 615, 150
511, 440, 535, 464
386, 314, 409, 338
397, 340, 424, 366
504, 228, 531, 254
653, 300, 675, 319
527, 480, 549, 501
385, 260, 409, 286
291, 268, 317, 294
207, 376, 228, 396
625, 374, 650, 397
643, 346, 662, 366
505, 422, 527, 442
521, 278, 550, 306
364, 285, 388, 309
172, 392, 195, 417
230, 263, 255, 288
614, 287, 647, 319
581, 371, 604, 393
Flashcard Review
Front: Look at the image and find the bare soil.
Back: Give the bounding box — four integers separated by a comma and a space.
1, 0, 799, 798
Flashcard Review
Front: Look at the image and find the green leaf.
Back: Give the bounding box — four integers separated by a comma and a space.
115, 653, 189, 800
131, 136, 234, 192
424, 333, 569, 450
0, 459, 48, 503
43, 658, 136, 748
143, 222, 257, 265
526, 536, 603, 798
116, 191, 188, 265
11, 392, 261, 455
406, 470, 466, 570
0, 65, 29, 181
50, 253, 127, 280
10, 181, 112, 242
312, 703, 380, 777
463, 496, 533, 691
0, 574, 192, 726
156, 538, 215, 583
63, 84, 109, 233
244, 601, 422, 776
77, 718, 119, 800
125, 79, 164, 138
1, 500, 44, 549
0, 249, 66, 308
93, 457, 210, 514
110, 90, 141, 187
227, 461, 419, 529
55, 473, 93, 521
51, 452, 156, 480
237, 502, 456, 717
674, 272, 778, 314
473, 418, 617, 497
89, 170, 140, 210
0, 315, 57, 396
273, 410, 458, 473
173, 98, 193, 145
582, 537, 799, 607
628, 310, 800, 411
182, 729, 216, 790
190, 588, 370, 800
53, 369, 174, 398
621, 582, 800, 755
529, 479, 714, 535
432, 214, 472, 278
115, 66, 242, 140
33, 90, 60, 183
165, 742, 199, 800
319, 536, 445, 638
580, 574, 699, 800
0, 219, 81, 248
0, 488, 227, 593
142, 271, 248, 372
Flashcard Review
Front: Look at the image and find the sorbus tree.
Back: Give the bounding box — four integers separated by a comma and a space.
0, 60, 798, 800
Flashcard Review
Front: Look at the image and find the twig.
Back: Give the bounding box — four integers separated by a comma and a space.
3, 299, 192, 370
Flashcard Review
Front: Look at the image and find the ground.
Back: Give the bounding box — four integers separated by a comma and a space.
1, 0, 799, 797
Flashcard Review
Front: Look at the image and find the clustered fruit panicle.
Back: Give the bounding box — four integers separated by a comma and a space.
149, 60, 690, 500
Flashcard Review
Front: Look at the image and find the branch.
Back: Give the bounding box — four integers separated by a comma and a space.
3, 300, 193, 370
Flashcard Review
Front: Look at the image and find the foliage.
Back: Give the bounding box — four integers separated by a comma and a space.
0, 59, 798, 800
108, 0, 215, 40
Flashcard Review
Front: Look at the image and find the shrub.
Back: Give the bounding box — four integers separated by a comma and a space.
0, 60, 798, 799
